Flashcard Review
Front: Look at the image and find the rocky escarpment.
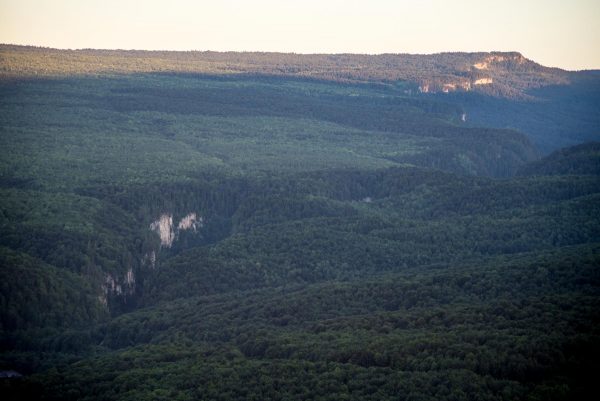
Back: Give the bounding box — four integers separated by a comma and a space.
99, 268, 136, 306
99, 212, 203, 306
150, 212, 203, 248
1, 45, 570, 99
415, 52, 568, 96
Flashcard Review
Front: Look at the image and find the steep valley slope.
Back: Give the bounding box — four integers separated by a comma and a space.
0, 46, 599, 401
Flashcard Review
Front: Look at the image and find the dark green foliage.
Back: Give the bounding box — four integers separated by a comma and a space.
3, 44, 599, 153
0, 49, 598, 400
0, 45, 568, 97
447, 82, 600, 153
4, 246, 597, 400
518, 142, 600, 176
0, 248, 106, 333
0, 74, 537, 180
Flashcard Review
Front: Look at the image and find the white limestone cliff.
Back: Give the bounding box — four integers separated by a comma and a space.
150, 212, 203, 248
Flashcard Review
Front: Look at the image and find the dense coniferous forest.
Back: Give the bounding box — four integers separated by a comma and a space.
0, 45, 599, 400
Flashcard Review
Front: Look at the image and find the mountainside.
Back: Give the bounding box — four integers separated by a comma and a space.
0, 46, 570, 96
0, 46, 599, 400
2, 45, 598, 153
518, 141, 600, 176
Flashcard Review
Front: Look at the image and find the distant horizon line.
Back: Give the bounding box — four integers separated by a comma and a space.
3, 42, 599, 72
0, 42, 530, 56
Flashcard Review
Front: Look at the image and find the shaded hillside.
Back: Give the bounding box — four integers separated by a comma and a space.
2, 45, 599, 153
0, 74, 537, 182
445, 73, 600, 152
2, 157, 599, 400
1, 46, 599, 401
0, 72, 542, 320
518, 142, 600, 176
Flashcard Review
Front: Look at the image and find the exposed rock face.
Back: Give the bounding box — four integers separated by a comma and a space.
418, 76, 494, 93
150, 212, 203, 248
150, 214, 175, 247
474, 78, 493, 85
473, 54, 526, 70
414, 53, 538, 94
125, 268, 135, 286
178, 212, 202, 232
104, 274, 122, 297
442, 83, 457, 93
473, 61, 489, 70
141, 250, 156, 269
100, 269, 136, 306
442, 81, 471, 93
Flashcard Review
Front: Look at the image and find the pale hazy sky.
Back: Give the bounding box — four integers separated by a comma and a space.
1, 0, 599, 70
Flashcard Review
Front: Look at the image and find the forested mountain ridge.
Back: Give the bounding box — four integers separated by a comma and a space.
0, 45, 570, 96
2, 44, 598, 152
0, 45, 599, 400
518, 141, 600, 176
